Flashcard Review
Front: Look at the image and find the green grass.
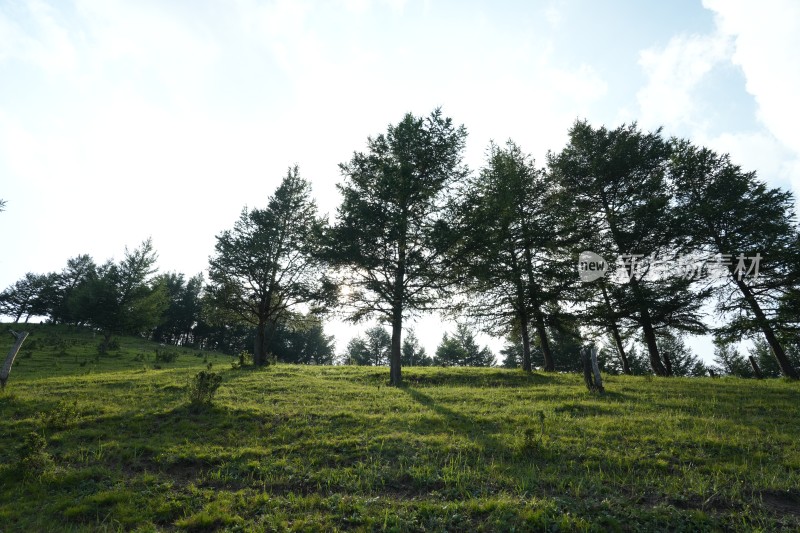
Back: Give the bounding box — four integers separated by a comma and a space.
1, 324, 798, 531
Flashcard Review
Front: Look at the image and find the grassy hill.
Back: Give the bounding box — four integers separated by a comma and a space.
0, 324, 798, 531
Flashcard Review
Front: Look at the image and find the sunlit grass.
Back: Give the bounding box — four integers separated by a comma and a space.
0, 324, 798, 531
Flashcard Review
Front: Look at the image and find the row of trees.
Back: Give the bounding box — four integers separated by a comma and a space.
343, 324, 492, 367
0, 241, 334, 364
2, 110, 799, 382
325, 112, 799, 383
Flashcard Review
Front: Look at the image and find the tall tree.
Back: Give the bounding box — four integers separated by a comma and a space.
328, 109, 468, 385
55, 255, 98, 324
70, 239, 167, 350
549, 121, 709, 376
671, 142, 800, 379
151, 272, 204, 346
453, 141, 573, 372
207, 167, 335, 366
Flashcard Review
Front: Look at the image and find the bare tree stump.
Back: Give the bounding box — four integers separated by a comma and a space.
590, 346, 604, 393
581, 346, 604, 393
1, 330, 29, 390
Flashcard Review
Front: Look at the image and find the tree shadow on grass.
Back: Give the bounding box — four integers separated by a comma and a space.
400, 386, 510, 456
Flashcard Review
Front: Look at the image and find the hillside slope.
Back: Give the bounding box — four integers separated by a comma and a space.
0, 324, 798, 531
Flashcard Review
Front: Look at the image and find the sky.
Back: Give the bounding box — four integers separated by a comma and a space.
1, 0, 799, 362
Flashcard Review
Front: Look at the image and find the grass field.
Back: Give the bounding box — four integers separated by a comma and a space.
1, 324, 798, 531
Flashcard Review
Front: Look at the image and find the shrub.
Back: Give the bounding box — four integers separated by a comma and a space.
155, 348, 179, 364
17, 431, 54, 477
187, 371, 223, 407
40, 399, 80, 429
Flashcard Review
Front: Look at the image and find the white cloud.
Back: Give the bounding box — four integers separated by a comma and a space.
636, 32, 732, 132
703, 0, 800, 204
0, 0, 76, 73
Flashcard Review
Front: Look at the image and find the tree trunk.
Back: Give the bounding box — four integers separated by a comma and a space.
601, 285, 631, 375
641, 315, 668, 376
661, 348, 673, 377
254, 320, 267, 366
609, 323, 630, 375
732, 276, 799, 379
533, 307, 555, 371
519, 310, 532, 372
590, 347, 604, 393
390, 309, 402, 386
748, 355, 763, 379
629, 275, 668, 376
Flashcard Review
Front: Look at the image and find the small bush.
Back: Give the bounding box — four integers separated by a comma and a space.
17, 431, 54, 478
155, 348, 179, 364
40, 399, 80, 429
187, 371, 223, 407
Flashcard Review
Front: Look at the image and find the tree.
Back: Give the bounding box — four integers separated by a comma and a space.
453, 141, 572, 372
499, 332, 523, 369
207, 167, 335, 366
0, 273, 52, 322
747, 337, 800, 378
151, 273, 204, 346
70, 239, 168, 350
54, 255, 98, 324
549, 121, 709, 376
344, 325, 391, 366
433, 324, 494, 367
712, 337, 753, 377
401, 330, 432, 366
671, 142, 800, 379
269, 313, 336, 365
655, 332, 706, 377
328, 109, 468, 385
529, 316, 585, 372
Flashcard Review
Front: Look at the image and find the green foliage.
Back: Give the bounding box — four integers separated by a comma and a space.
671, 141, 800, 378
207, 166, 335, 366
39, 399, 80, 429
434, 323, 494, 367
344, 325, 391, 365
329, 108, 468, 384
69, 239, 167, 343
16, 431, 54, 478
713, 336, 765, 378
550, 121, 711, 376
154, 347, 178, 364
453, 140, 571, 371
268, 313, 336, 365
401, 330, 432, 366
186, 370, 222, 406
656, 332, 707, 377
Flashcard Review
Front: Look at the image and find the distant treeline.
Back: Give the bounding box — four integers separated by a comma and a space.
2, 110, 799, 382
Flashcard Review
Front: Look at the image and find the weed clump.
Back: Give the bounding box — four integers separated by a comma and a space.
187, 370, 223, 407
231, 350, 253, 369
